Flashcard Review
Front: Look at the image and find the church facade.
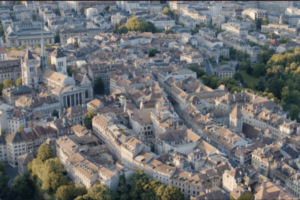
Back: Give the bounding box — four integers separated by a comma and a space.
21, 28, 93, 111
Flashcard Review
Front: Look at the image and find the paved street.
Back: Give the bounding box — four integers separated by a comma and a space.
4, 164, 19, 186
205, 59, 214, 75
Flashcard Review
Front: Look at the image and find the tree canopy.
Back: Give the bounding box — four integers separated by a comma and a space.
3, 79, 14, 88
37, 143, 53, 162
16, 77, 22, 86
84, 108, 97, 129
94, 77, 105, 94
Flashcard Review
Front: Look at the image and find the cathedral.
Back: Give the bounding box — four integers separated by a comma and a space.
21, 25, 93, 110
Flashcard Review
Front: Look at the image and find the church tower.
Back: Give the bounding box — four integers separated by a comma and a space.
40, 23, 49, 72
21, 50, 39, 89
229, 105, 243, 133
50, 47, 67, 75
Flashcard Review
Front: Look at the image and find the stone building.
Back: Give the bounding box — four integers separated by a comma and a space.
5, 22, 54, 47
5, 126, 57, 166
2, 85, 35, 105
261, 23, 297, 36
0, 59, 21, 83
215, 65, 235, 79
247, 46, 262, 63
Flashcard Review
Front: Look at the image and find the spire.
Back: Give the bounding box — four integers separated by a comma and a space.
40, 23, 45, 57
39, 22, 49, 72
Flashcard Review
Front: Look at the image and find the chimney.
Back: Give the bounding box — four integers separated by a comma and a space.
276, 180, 281, 186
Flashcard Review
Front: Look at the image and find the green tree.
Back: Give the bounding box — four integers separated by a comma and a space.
118, 174, 130, 200
162, 7, 174, 18
17, 126, 24, 131
284, 19, 289, 24
16, 77, 22, 86
53, 8, 60, 16
188, 65, 207, 78
125, 16, 148, 32
165, 30, 174, 34
149, 49, 160, 57
37, 143, 53, 162
67, 66, 78, 76
0, 161, 4, 173
52, 109, 59, 118
236, 16, 243, 20
81, 184, 118, 200
10, 171, 35, 199
215, 28, 225, 37
252, 63, 266, 78
94, 77, 105, 94
0, 82, 4, 95
115, 25, 128, 34
161, 185, 184, 200
108, 8, 113, 12
55, 34, 60, 43
233, 72, 244, 84
0, 172, 9, 188
261, 18, 269, 25
246, 65, 253, 75
239, 62, 248, 70
289, 105, 300, 122
256, 77, 266, 92
56, 184, 87, 200
3, 79, 14, 88
267, 78, 285, 99
73, 41, 79, 48
80, 6, 84, 15
32, 13, 36, 21
217, 77, 240, 92
150, 11, 154, 14
84, 108, 97, 129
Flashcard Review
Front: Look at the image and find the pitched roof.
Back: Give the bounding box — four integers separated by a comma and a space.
50, 48, 65, 58
24, 49, 34, 60
230, 105, 243, 118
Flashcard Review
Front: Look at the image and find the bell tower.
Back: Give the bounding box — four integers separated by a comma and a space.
21, 50, 39, 89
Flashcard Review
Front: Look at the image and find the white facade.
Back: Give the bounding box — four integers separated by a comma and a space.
85, 8, 98, 20
51, 52, 67, 76
0, 48, 7, 60
21, 51, 39, 90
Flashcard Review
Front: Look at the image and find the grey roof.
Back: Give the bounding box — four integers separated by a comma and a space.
5, 132, 26, 143
51, 48, 65, 58
10, 85, 34, 95
24, 49, 34, 59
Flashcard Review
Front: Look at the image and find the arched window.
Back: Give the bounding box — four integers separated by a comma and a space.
85, 89, 89, 99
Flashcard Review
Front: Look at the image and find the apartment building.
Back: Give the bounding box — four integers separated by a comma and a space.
247, 46, 262, 63
261, 23, 297, 36
110, 75, 154, 93
203, 125, 248, 156
217, 32, 251, 52
153, 129, 201, 155
242, 8, 268, 20
215, 65, 235, 78
15, 94, 60, 114
149, 14, 175, 29
221, 23, 248, 39
0, 59, 21, 83
0, 47, 7, 60
64, 105, 87, 125
5, 126, 57, 166
157, 66, 197, 86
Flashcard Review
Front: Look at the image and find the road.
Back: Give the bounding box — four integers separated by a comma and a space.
205, 59, 214, 75
4, 164, 19, 186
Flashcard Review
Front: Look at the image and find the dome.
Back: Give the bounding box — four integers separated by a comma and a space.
61, 76, 75, 87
